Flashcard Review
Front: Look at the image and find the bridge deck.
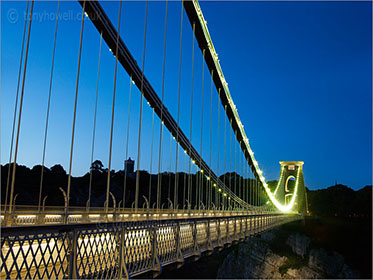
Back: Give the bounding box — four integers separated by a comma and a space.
1, 214, 302, 279
1, 205, 273, 227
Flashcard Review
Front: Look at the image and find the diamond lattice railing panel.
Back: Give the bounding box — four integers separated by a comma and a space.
249, 217, 254, 233
196, 222, 207, 250
0, 215, 301, 279
219, 221, 227, 239
252, 217, 258, 233
124, 222, 153, 275
244, 218, 249, 235
75, 226, 120, 279
228, 219, 234, 237
235, 219, 242, 236
157, 222, 177, 265
179, 222, 194, 256
1, 232, 69, 280
209, 221, 218, 242
209, 221, 219, 247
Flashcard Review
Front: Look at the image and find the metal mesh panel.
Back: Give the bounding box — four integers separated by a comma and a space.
1, 214, 301, 279
235, 219, 241, 238
157, 222, 177, 265
209, 221, 218, 247
228, 220, 234, 239
196, 222, 208, 251
254, 217, 259, 234
124, 222, 153, 276
75, 226, 120, 279
242, 218, 248, 237
1, 232, 69, 279
219, 220, 227, 240
179, 222, 194, 257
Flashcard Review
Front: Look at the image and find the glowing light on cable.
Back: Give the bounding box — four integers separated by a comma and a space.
273, 166, 284, 196
192, 0, 302, 213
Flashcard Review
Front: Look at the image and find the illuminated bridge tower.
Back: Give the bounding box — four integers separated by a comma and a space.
275, 161, 308, 215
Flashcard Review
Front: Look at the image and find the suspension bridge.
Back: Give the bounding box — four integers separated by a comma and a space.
1, 0, 308, 278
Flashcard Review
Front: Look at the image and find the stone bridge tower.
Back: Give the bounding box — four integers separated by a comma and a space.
275, 161, 308, 215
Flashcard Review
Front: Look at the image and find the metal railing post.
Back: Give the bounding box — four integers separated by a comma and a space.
118, 224, 129, 279
67, 229, 78, 279
206, 220, 213, 251
193, 220, 201, 259
250, 216, 253, 235
151, 223, 162, 276
59, 187, 68, 224
217, 219, 222, 248
240, 217, 244, 240
175, 221, 184, 266
226, 218, 229, 244
259, 216, 262, 233
233, 217, 237, 242
254, 216, 257, 234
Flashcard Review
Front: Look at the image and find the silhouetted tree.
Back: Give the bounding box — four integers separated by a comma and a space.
51, 164, 66, 175
31, 165, 50, 174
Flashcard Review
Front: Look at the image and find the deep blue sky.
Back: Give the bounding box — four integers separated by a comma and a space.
2, 1, 372, 191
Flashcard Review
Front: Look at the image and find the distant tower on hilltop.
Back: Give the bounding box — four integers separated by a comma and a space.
124, 157, 134, 176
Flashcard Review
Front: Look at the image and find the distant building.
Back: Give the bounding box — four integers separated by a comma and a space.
124, 157, 135, 176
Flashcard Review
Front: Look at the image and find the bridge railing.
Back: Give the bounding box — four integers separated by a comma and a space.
1, 213, 302, 279
1, 204, 277, 227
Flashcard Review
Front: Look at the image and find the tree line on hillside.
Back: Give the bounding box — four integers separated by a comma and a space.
1, 162, 266, 210
1, 163, 371, 217
306, 184, 372, 217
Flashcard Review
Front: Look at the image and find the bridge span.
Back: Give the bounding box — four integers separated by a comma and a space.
2, 0, 308, 278
1, 213, 301, 279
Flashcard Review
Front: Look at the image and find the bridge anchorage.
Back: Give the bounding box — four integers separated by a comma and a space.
2, 0, 308, 279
